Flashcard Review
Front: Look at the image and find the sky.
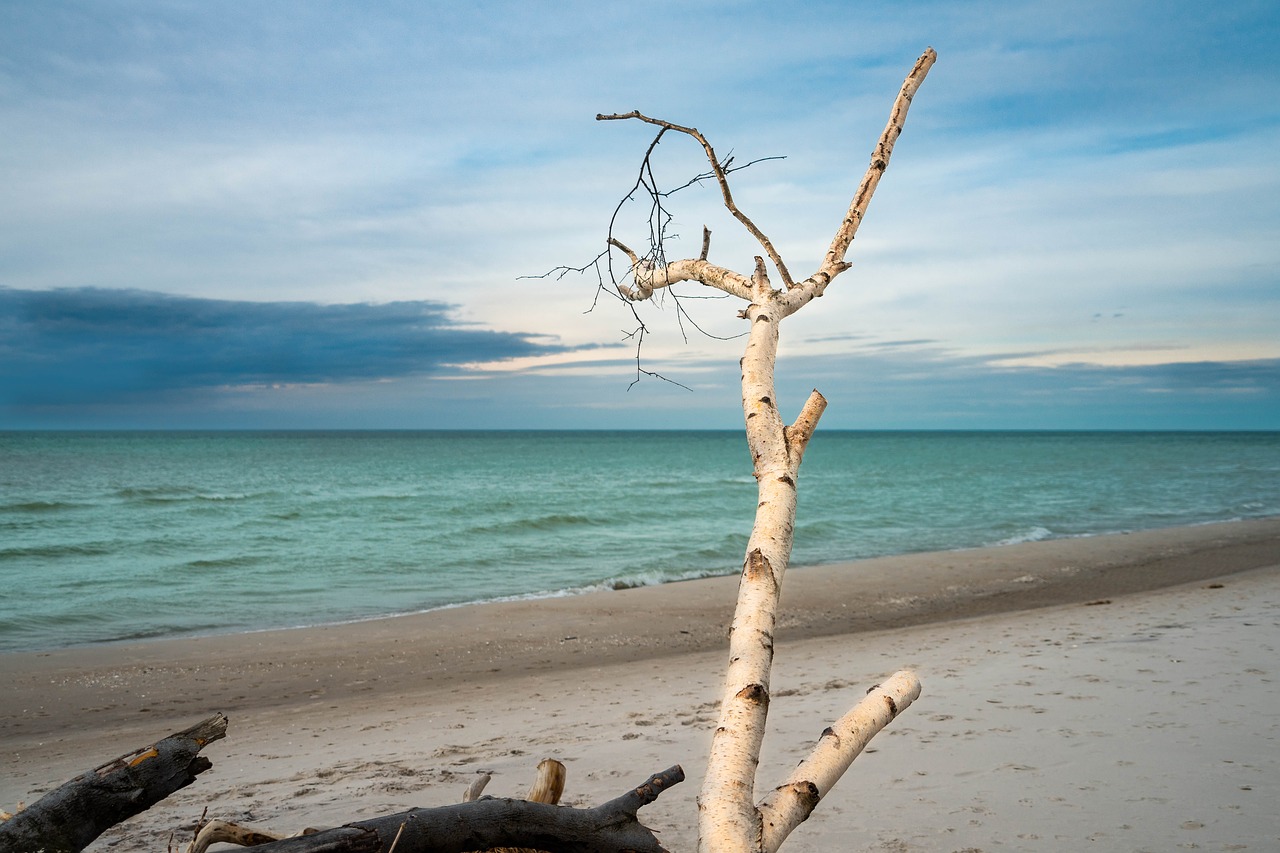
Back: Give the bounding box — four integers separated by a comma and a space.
2, 0, 1277, 430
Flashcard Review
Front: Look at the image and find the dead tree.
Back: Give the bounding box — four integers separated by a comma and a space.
593, 48, 937, 853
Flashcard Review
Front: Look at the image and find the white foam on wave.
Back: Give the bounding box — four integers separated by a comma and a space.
995, 526, 1054, 546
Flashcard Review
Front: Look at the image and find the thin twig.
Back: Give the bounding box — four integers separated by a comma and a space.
599, 111, 796, 289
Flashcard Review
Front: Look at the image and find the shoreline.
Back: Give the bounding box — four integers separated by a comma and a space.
16, 515, 1270, 657
10, 515, 1280, 653
3, 519, 1278, 729
2, 517, 1278, 850
1, 517, 1276, 736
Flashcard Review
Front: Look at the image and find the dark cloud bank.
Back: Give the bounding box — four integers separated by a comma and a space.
0, 287, 561, 408
2, 288, 1276, 430
778, 347, 1280, 430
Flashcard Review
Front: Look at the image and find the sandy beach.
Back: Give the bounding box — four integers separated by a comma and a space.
3, 517, 1278, 852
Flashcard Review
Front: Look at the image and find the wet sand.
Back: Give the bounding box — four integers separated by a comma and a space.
2, 517, 1278, 851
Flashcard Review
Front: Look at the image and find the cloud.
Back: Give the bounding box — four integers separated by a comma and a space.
0, 3, 1276, 430
769, 345, 1280, 430
0, 287, 565, 408
481, 337, 1280, 431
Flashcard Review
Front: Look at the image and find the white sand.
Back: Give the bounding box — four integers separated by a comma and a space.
2, 523, 1278, 852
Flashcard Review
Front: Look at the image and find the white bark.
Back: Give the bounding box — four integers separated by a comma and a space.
614, 252, 754, 302
604, 49, 937, 853
757, 671, 922, 853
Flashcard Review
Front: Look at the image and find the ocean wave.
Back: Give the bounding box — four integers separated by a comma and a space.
115, 486, 194, 501
468, 513, 610, 535
0, 499, 81, 513
994, 526, 1055, 546
106, 622, 225, 644
183, 555, 261, 571
391, 566, 731, 614
600, 566, 728, 590
0, 541, 113, 559
114, 486, 253, 503
328, 491, 425, 503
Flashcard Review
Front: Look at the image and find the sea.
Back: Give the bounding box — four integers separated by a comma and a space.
1, 430, 1278, 653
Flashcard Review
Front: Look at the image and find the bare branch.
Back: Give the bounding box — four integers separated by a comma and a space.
617, 257, 754, 302
696, 53, 935, 851
523, 759, 566, 805
518, 249, 610, 284
620, 319, 693, 392
462, 775, 491, 803
186, 819, 323, 853
660, 153, 787, 198
757, 672, 922, 853
598, 111, 796, 289
607, 237, 639, 267
804, 47, 937, 291
670, 292, 745, 343
519, 249, 621, 317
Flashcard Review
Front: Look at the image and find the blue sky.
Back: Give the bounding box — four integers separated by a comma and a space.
2, 1, 1277, 429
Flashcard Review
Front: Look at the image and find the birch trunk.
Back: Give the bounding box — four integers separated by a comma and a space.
695, 261, 827, 850
602, 48, 937, 853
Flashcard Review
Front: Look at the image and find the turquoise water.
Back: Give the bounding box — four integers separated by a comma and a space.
1, 430, 1277, 652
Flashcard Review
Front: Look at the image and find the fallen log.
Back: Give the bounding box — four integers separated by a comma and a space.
242, 764, 684, 853
192, 757, 571, 853
0, 713, 227, 853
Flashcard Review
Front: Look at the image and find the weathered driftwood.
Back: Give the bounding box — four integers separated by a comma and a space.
460, 758, 567, 853
188, 757, 569, 853
187, 819, 326, 853
5, 739, 673, 853
597, 48, 936, 853
236, 764, 684, 853
0, 713, 227, 853
520, 758, 567, 807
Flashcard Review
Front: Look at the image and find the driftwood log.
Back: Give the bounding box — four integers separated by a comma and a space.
1, 717, 681, 853
196, 764, 683, 853
0, 713, 227, 853
188, 757, 572, 853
